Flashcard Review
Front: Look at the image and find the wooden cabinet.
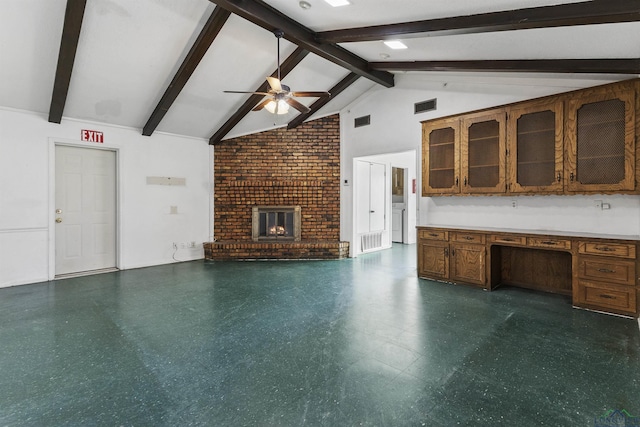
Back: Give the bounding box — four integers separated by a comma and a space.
422, 118, 460, 195
565, 81, 636, 192
421, 79, 639, 197
417, 226, 639, 318
574, 240, 637, 316
461, 111, 507, 194
417, 229, 486, 287
507, 98, 564, 193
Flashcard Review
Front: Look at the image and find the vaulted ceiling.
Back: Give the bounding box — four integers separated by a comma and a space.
1, 0, 638, 144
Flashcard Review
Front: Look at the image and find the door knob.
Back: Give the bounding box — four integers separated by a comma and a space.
55, 218, 62, 223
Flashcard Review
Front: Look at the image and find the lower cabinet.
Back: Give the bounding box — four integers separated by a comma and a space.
417, 227, 639, 318
417, 230, 486, 287
574, 242, 637, 316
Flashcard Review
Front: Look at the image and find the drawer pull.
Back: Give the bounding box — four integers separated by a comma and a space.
501, 237, 515, 242
599, 294, 616, 299
429, 233, 439, 237
462, 236, 474, 240
445, 248, 449, 256
597, 268, 615, 274
541, 241, 558, 245
595, 246, 615, 252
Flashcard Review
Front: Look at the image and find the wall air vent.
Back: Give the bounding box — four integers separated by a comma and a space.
415, 98, 437, 114
354, 115, 371, 128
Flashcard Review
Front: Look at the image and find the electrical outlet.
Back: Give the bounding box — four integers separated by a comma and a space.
188, 241, 196, 248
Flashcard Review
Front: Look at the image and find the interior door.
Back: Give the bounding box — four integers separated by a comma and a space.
55, 146, 116, 275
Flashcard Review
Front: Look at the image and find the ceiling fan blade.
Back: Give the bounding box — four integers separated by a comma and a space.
286, 98, 311, 114
224, 90, 271, 96
291, 91, 331, 98
253, 98, 273, 111
266, 76, 282, 92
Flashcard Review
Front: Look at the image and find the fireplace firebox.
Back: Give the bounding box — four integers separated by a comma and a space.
252, 206, 301, 241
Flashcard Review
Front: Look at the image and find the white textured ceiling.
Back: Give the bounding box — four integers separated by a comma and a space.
0, 0, 637, 141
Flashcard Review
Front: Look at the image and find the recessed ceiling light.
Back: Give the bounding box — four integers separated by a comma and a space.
384, 40, 408, 50
299, 1, 311, 9
323, 0, 350, 7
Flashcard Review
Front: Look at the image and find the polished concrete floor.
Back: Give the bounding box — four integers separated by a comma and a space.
1, 244, 639, 426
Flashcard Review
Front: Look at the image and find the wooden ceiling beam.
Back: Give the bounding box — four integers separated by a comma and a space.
207, 0, 394, 88
209, 47, 309, 145
317, 0, 640, 43
142, 7, 231, 136
48, 0, 87, 124
369, 59, 640, 74
287, 73, 360, 129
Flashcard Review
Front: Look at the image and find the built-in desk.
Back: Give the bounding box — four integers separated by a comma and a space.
417, 226, 639, 318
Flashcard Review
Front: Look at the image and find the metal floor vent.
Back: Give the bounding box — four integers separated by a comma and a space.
415, 98, 437, 114
361, 232, 383, 252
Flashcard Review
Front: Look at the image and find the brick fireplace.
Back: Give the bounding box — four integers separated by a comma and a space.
204, 114, 349, 260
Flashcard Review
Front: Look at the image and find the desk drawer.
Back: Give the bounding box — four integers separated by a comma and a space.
577, 256, 635, 286
578, 242, 636, 259
527, 237, 571, 250
575, 280, 636, 314
490, 234, 527, 246
419, 230, 448, 241
451, 232, 485, 244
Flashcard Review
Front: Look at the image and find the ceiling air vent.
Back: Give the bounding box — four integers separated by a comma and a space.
415, 98, 437, 114
354, 115, 371, 128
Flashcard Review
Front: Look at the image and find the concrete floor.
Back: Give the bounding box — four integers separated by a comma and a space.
0, 244, 638, 426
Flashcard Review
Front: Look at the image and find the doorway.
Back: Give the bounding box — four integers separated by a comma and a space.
391, 167, 407, 243
355, 160, 386, 252
54, 145, 117, 276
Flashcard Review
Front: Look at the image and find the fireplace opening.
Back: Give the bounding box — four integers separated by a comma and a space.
252, 206, 301, 241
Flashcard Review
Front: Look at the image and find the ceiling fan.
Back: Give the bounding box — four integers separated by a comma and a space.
224, 30, 330, 115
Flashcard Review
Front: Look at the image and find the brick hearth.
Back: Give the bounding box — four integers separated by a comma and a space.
206, 114, 349, 260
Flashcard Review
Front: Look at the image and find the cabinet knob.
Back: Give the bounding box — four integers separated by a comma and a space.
556, 172, 561, 182
570, 172, 575, 182
463, 177, 467, 186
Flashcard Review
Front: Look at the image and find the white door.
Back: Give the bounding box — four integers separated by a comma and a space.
355, 160, 386, 233
369, 163, 385, 231
55, 146, 116, 275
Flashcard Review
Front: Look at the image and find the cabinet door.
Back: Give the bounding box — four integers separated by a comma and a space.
461, 111, 507, 194
508, 99, 564, 193
422, 118, 460, 195
450, 243, 485, 286
418, 240, 449, 280
565, 82, 636, 192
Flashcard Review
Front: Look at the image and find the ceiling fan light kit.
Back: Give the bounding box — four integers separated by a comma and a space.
224, 29, 330, 115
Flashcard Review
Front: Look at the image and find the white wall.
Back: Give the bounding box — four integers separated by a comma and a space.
340, 73, 640, 245
0, 108, 212, 288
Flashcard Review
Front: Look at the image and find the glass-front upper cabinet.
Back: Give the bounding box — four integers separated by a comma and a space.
508, 99, 564, 193
460, 110, 506, 194
422, 118, 460, 195
565, 81, 636, 192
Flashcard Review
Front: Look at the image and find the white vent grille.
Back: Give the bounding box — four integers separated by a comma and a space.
361, 232, 383, 252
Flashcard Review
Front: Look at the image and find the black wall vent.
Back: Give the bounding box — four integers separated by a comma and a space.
415, 98, 437, 114
354, 115, 371, 128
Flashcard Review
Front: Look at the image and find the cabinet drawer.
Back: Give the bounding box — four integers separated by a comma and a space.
575, 280, 636, 314
578, 242, 636, 259
419, 230, 448, 241
451, 232, 485, 244
490, 234, 527, 246
577, 256, 635, 286
527, 237, 572, 250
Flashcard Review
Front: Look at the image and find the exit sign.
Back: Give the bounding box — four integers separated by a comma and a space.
81, 129, 104, 143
